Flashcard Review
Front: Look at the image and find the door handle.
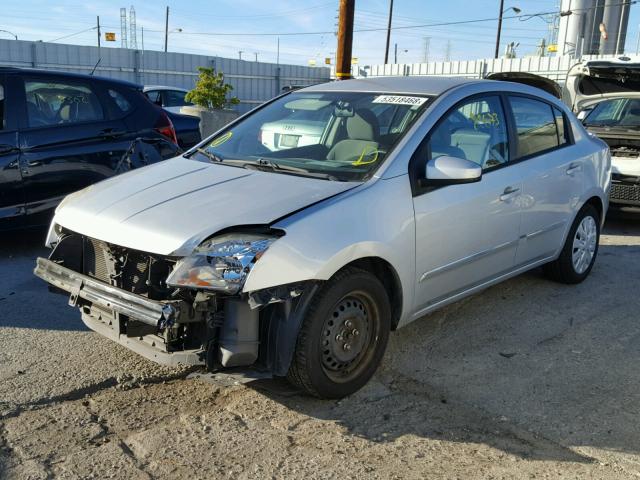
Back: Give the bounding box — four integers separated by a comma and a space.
99, 129, 126, 139
566, 162, 582, 175
0, 144, 18, 155
499, 186, 520, 202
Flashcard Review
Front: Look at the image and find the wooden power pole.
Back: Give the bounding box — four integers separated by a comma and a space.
336, 0, 355, 80
384, 0, 394, 64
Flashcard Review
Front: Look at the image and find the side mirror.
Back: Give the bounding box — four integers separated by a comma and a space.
424, 156, 482, 186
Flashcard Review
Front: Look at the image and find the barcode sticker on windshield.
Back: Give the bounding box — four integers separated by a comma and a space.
373, 95, 427, 106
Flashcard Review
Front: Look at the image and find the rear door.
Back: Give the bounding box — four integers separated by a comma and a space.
0, 74, 24, 225
18, 75, 131, 217
507, 95, 583, 266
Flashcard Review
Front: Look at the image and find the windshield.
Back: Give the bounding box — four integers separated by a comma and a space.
583, 97, 640, 127
191, 91, 430, 181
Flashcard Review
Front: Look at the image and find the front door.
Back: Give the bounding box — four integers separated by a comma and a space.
0, 74, 25, 228
412, 95, 523, 315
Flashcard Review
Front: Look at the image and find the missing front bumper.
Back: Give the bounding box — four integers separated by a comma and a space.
34, 257, 205, 366
34, 257, 181, 328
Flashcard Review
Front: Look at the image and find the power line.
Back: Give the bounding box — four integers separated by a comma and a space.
48, 27, 96, 43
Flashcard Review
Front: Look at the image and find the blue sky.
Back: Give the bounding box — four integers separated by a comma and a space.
1, 0, 639, 67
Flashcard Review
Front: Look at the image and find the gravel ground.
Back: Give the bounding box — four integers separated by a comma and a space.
1, 216, 639, 479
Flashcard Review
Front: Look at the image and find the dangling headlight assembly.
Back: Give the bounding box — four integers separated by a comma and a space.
165, 233, 278, 294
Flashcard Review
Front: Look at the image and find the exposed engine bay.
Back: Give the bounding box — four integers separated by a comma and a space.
35, 228, 314, 375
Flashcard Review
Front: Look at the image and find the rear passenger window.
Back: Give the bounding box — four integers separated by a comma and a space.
108, 89, 132, 113
164, 90, 191, 107
25, 80, 104, 127
509, 97, 560, 158
429, 96, 509, 170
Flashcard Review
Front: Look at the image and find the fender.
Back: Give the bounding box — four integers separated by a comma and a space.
243, 174, 417, 327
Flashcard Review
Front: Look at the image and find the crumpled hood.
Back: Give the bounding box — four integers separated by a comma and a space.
53, 156, 358, 256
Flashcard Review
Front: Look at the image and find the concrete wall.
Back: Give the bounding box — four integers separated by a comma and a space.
367, 54, 637, 86
0, 39, 331, 114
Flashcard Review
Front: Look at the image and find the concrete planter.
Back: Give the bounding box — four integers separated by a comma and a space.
179, 105, 240, 139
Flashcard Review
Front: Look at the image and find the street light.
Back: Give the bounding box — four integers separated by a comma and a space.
164, 28, 182, 52
494, 2, 521, 59
0, 29, 18, 40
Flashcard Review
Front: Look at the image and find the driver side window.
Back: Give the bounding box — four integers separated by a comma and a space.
429, 96, 509, 171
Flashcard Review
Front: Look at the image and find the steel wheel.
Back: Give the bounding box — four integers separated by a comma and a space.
572, 215, 597, 274
287, 267, 391, 398
320, 291, 380, 384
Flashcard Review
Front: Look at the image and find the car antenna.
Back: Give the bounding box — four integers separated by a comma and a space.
90, 58, 101, 76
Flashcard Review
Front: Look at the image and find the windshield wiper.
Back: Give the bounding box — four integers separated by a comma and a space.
195, 147, 224, 163
245, 158, 339, 181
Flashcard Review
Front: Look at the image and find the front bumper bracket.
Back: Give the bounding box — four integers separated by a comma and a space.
34, 257, 181, 328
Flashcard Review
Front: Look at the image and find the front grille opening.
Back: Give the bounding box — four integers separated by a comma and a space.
611, 183, 640, 202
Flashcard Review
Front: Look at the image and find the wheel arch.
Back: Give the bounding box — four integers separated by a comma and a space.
583, 195, 604, 225
337, 256, 404, 331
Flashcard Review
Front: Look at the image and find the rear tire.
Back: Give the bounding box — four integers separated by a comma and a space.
287, 267, 391, 399
543, 204, 600, 284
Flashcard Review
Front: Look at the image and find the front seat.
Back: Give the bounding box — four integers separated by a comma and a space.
326, 109, 379, 162
429, 124, 466, 160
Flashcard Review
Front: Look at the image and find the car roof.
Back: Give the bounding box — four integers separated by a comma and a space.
144, 85, 189, 92
301, 76, 482, 96
0, 66, 140, 88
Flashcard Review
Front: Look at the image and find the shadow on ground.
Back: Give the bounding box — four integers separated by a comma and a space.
249, 239, 640, 465
0, 227, 86, 332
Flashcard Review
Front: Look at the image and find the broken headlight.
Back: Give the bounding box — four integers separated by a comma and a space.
165, 233, 277, 294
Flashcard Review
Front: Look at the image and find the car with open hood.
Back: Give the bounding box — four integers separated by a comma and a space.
35, 76, 610, 398
565, 58, 640, 211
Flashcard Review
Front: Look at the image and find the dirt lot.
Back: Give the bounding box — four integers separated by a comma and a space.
1, 216, 639, 479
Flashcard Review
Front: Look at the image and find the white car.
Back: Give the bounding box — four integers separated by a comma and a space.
566, 58, 640, 211
35, 76, 610, 398
143, 85, 193, 114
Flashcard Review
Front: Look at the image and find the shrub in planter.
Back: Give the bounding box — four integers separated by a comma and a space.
182, 67, 241, 137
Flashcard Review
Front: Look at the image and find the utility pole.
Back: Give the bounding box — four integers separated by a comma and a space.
254, 52, 258, 62
164, 6, 169, 53
335, 0, 355, 80
96, 16, 101, 50
238, 50, 243, 60
445, 40, 452, 62
394, 43, 398, 63
276, 37, 280, 65
494, 0, 505, 58
384, 0, 394, 64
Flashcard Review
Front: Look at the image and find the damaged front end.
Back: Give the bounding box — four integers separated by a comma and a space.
34, 228, 317, 375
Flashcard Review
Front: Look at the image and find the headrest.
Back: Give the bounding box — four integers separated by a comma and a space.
346, 109, 379, 141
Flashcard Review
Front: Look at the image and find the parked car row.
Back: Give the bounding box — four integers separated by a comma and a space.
0, 67, 201, 230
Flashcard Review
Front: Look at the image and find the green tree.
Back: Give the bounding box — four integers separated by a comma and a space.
185, 67, 240, 110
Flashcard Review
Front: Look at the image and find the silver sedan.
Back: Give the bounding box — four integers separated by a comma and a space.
36, 76, 611, 398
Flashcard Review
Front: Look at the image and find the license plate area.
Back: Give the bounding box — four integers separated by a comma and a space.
280, 134, 300, 148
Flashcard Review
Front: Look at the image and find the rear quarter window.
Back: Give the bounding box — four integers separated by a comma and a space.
108, 89, 133, 113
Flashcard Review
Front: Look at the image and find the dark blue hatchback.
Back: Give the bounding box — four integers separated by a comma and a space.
0, 67, 201, 229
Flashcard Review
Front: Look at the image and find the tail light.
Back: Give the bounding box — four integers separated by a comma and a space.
155, 111, 178, 145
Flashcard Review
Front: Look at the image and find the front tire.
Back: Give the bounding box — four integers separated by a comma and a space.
543, 204, 600, 284
287, 267, 391, 398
